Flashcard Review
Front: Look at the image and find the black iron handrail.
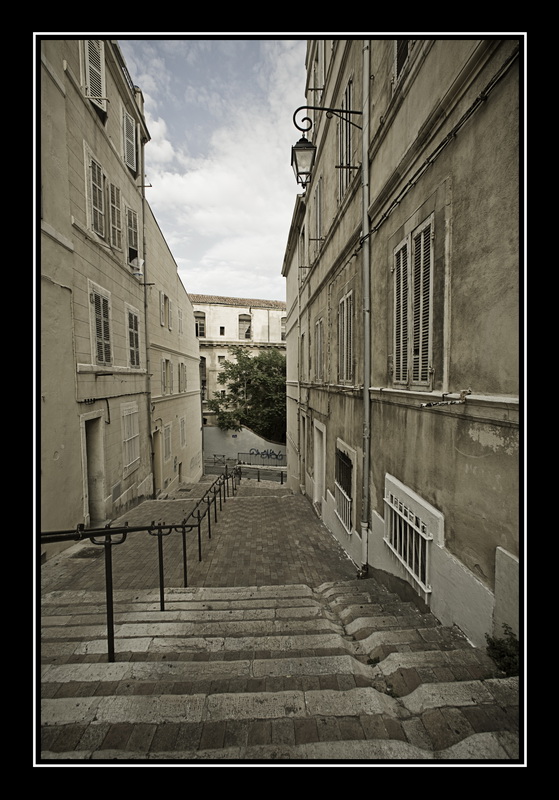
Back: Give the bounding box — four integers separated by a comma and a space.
40, 465, 241, 662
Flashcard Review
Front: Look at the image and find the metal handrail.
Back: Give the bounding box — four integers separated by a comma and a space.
40, 465, 242, 662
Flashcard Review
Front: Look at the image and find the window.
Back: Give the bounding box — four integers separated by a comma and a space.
180, 417, 186, 447
89, 156, 105, 237
335, 446, 353, 533
123, 109, 137, 171
239, 314, 251, 339
338, 291, 353, 384
84, 40, 106, 111
338, 80, 355, 199
178, 308, 183, 334
178, 362, 187, 392
122, 403, 140, 475
281, 317, 286, 341
161, 358, 173, 394
126, 208, 139, 265
394, 40, 410, 84
126, 305, 140, 367
383, 473, 443, 598
159, 292, 172, 329
220, 326, 225, 336
315, 318, 324, 381
109, 184, 122, 249
313, 177, 323, 258
164, 424, 172, 461
90, 283, 111, 366
392, 216, 433, 388
218, 355, 226, 365
194, 312, 206, 337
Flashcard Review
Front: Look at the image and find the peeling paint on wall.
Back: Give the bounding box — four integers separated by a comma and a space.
466, 423, 518, 456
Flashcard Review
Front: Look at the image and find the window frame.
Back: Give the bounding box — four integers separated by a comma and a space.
89, 281, 112, 366
125, 303, 141, 368
392, 215, 434, 389
121, 402, 140, 477
338, 290, 354, 384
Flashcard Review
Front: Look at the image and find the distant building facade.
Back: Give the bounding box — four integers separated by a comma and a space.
282, 39, 520, 647
189, 295, 286, 427
40, 39, 203, 557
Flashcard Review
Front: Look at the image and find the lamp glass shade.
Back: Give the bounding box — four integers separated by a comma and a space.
291, 137, 316, 187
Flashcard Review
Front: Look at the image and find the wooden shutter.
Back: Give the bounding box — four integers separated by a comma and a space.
109, 184, 122, 248
90, 159, 105, 236
412, 223, 432, 385
128, 311, 139, 367
123, 110, 137, 170
85, 40, 106, 110
94, 293, 111, 364
393, 242, 409, 384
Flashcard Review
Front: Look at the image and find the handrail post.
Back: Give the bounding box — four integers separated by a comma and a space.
197, 510, 202, 561
154, 522, 165, 612
103, 526, 116, 663
181, 521, 188, 587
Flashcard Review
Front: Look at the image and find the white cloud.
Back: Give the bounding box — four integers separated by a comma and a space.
119, 37, 307, 301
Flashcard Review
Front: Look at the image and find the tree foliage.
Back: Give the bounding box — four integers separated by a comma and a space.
206, 346, 286, 443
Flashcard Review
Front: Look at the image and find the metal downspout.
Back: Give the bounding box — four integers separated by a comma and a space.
359, 41, 371, 575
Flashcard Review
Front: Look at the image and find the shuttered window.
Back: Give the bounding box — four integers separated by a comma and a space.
393, 217, 433, 388
123, 109, 137, 170
122, 403, 140, 473
128, 309, 140, 367
109, 184, 122, 249
338, 291, 353, 383
93, 290, 111, 365
85, 40, 106, 111
126, 208, 139, 264
90, 158, 105, 236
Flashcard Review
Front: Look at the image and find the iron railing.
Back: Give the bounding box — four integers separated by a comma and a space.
40, 465, 241, 662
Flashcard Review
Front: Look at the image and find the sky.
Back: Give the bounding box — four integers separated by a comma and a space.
116, 37, 309, 302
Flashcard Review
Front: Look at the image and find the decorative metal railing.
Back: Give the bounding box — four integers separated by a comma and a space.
40, 466, 241, 663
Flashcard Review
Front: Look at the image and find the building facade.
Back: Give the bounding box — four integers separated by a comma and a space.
189, 295, 286, 426
282, 39, 521, 647
40, 39, 203, 557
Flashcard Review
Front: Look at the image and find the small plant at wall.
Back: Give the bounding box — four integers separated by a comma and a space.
485, 623, 520, 676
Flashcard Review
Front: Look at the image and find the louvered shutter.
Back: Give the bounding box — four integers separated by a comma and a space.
85, 40, 106, 110
90, 159, 104, 236
393, 242, 409, 384
123, 110, 137, 170
346, 293, 353, 382
160, 292, 165, 326
412, 223, 432, 385
128, 311, 139, 367
94, 293, 111, 364
109, 184, 122, 248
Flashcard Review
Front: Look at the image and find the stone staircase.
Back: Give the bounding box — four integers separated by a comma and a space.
39, 577, 520, 762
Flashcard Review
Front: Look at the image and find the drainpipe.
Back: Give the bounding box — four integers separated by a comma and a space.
359, 40, 371, 576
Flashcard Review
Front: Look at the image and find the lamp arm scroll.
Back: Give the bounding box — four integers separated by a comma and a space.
293, 105, 363, 133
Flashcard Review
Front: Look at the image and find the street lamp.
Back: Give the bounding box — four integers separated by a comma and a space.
291, 136, 316, 189
291, 105, 363, 189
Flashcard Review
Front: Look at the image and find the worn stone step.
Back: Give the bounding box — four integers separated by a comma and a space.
40, 630, 354, 661
41, 615, 343, 642
40, 731, 520, 761
41, 653, 375, 691
346, 614, 438, 639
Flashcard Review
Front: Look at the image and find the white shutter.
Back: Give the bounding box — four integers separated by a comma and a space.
168, 300, 173, 330
161, 359, 166, 393
160, 292, 165, 326
85, 40, 106, 111
123, 110, 137, 170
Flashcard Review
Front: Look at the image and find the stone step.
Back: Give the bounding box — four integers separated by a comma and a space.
40, 678, 520, 760
40, 731, 520, 761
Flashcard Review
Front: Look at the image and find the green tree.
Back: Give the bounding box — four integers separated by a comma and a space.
206, 346, 286, 443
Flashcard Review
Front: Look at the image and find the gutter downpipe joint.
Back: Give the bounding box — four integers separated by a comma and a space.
359, 40, 371, 577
